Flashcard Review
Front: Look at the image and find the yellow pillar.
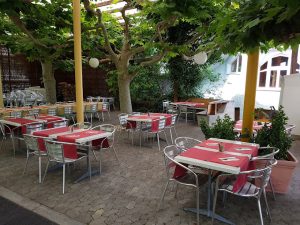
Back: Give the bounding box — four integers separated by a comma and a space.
241, 49, 259, 142
72, 0, 84, 123
0, 65, 4, 107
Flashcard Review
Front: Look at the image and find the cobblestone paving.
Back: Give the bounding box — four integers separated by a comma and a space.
0, 111, 299, 225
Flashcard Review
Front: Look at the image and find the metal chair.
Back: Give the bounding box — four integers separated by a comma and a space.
158, 145, 207, 225
99, 102, 110, 121
63, 106, 75, 124
69, 122, 92, 130
43, 140, 89, 194
141, 117, 168, 151
84, 103, 99, 124
164, 114, 178, 144
212, 159, 277, 225
10, 111, 22, 118
47, 107, 57, 116
46, 119, 68, 128
27, 108, 40, 117
0, 122, 17, 156
162, 100, 170, 113
251, 147, 279, 200
175, 136, 201, 152
91, 124, 119, 173
24, 122, 44, 134
117, 113, 135, 145
166, 104, 178, 114
178, 105, 195, 123
23, 134, 48, 183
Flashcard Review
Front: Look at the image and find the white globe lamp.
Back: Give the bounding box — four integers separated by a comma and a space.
193, 52, 208, 65
89, 57, 99, 68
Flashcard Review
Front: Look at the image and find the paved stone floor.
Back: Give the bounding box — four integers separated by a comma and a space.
0, 111, 299, 225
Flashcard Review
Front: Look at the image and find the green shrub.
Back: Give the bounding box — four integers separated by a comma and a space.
200, 115, 236, 140
255, 106, 293, 160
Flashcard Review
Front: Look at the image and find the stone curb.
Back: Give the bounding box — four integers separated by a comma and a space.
0, 186, 85, 225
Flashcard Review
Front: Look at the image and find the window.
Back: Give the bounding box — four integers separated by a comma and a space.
258, 55, 290, 89
231, 54, 242, 73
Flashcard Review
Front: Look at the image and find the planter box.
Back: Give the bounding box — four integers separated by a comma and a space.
255, 151, 298, 194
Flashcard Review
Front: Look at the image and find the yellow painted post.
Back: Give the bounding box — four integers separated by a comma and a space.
0, 65, 4, 107
72, 0, 84, 123
241, 49, 259, 142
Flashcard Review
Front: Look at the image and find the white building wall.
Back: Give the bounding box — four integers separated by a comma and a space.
280, 74, 300, 135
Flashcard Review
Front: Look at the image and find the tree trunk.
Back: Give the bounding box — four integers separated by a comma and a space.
118, 74, 132, 113
173, 79, 179, 102
41, 60, 56, 104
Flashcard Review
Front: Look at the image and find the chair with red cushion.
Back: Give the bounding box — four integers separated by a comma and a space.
43, 140, 89, 194
91, 124, 119, 173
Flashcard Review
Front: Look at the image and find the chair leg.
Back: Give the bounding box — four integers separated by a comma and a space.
263, 189, 272, 220
269, 179, 276, 200
212, 188, 219, 224
111, 146, 120, 164
102, 112, 104, 122
38, 156, 42, 184
169, 128, 173, 144
157, 133, 160, 151
23, 150, 30, 175
42, 160, 50, 183
157, 180, 170, 211
11, 135, 16, 157
62, 164, 66, 194
196, 188, 200, 225
257, 199, 264, 225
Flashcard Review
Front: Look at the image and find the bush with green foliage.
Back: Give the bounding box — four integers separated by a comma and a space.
200, 115, 236, 140
255, 106, 293, 160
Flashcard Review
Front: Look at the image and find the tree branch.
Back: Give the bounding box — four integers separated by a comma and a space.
83, 0, 118, 60
8, 12, 49, 49
120, 1, 131, 51
140, 50, 167, 67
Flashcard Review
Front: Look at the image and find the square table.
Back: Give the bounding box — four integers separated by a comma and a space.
174, 138, 259, 225
56, 129, 112, 182
0, 117, 40, 134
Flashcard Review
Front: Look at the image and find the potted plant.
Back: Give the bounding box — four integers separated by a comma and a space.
254, 106, 298, 194
200, 114, 236, 140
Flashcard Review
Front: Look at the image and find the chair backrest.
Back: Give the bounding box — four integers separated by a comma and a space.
166, 104, 178, 114
170, 114, 177, 126
23, 134, 40, 153
87, 103, 97, 112
47, 108, 57, 116
163, 145, 196, 180
158, 118, 166, 130
92, 124, 115, 147
28, 109, 40, 117
25, 122, 44, 134
45, 140, 65, 162
102, 102, 110, 111
118, 113, 129, 126
64, 106, 73, 114
252, 147, 279, 161
162, 100, 170, 108
49, 120, 68, 128
179, 105, 189, 113
70, 122, 92, 130
10, 111, 22, 118
175, 137, 201, 151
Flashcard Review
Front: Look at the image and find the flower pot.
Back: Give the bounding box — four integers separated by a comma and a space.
255, 151, 298, 194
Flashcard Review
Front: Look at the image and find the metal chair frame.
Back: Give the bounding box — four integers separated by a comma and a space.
164, 114, 178, 144
63, 106, 75, 124
43, 140, 89, 194
212, 159, 277, 225
174, 136, 201, 152
91, 124, 119, 173
117, 113, 135, 145
85, 103, 100, 124
69, 122, 92, 130
158, 145, 202, 225
141, 117, 168, 151
178, 105, 195, 123
23, 134, 48, 183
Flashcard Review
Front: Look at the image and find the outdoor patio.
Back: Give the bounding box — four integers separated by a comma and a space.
0, 111, 299, 225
